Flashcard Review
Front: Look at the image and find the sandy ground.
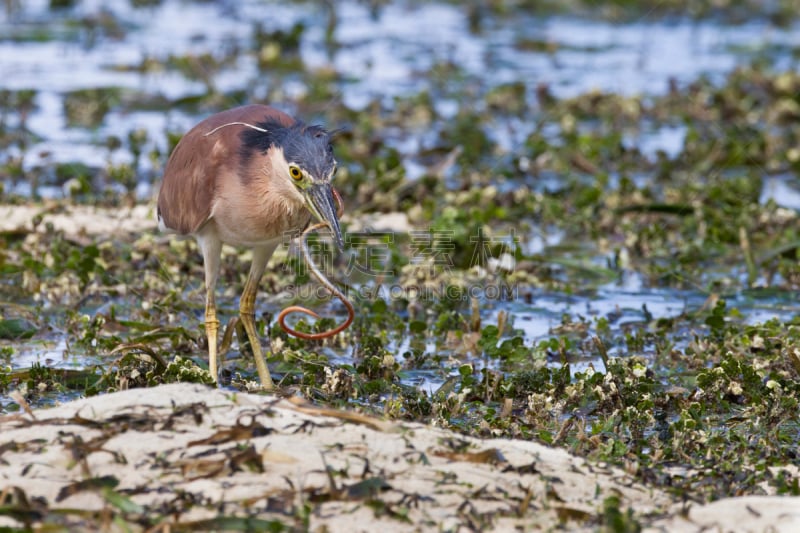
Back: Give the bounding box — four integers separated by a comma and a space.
0, 383, 798, 531
0, 202, 409, 238
0, 203, 157, 237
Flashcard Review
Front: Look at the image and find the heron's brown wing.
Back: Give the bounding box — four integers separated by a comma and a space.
157, 104, 295, 235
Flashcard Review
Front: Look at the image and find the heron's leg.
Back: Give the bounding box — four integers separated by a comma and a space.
239, 244, 277, 389
218, 316, 240, 356
198, 233, 223, 384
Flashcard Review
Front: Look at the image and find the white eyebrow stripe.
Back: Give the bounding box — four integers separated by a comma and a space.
204, 122, 269, 136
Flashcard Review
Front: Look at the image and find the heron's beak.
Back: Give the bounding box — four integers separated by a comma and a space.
304, 183, 344, 251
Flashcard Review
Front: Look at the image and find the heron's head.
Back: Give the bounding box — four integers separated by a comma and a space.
240, 120, 343, 249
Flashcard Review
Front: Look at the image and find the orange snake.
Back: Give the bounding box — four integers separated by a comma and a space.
277, 190, 354, 339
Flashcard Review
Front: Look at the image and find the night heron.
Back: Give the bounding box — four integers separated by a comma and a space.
157, 104, 344, 389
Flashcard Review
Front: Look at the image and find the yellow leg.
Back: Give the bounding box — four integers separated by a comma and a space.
219, 316, 240, 357
239, 277, 273, 389
238, 245, 277, 389
205, 296, 220, 382
198, 231, 223, 384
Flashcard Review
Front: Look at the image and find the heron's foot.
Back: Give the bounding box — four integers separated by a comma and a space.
238, 311, 274, 390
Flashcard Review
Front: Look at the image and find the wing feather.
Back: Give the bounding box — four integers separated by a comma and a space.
157, 104, 295, 235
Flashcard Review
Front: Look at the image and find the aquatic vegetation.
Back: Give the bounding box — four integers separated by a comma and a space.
1, 0, 800, 529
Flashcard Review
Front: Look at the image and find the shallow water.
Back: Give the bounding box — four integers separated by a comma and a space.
4, 1, 799, 172
1, 0, 799, 393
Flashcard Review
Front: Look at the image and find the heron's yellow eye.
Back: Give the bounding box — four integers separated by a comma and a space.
289, 166, 302, 181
